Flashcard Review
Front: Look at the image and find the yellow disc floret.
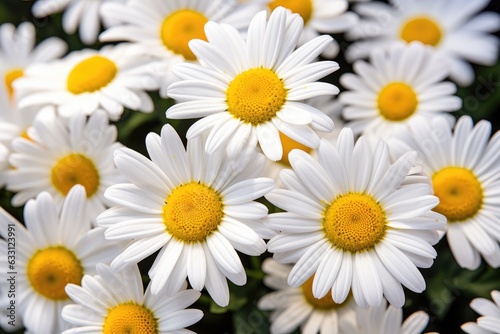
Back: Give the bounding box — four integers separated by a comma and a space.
160, 9, 208, 61
103, 303, 158, 334
226, 68, 287, 125
323, 193, 387, 252
51, 153, 100, 197
279, 131, 312, 166
67, 55, 117, 94
401, 16, 442, 46
377, 82, 418, 121
4, 68, 23, 99
27, 246, 83, 300
301, 275, 344, 310
163, 181, 224, 242
432, 167, 483, 222
268, 0, 313, 24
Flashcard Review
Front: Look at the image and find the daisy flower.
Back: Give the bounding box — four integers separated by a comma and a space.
389, 116, 500, 270
265, 127, 446, 308
31, 0, 127, 45
99, 0, 262, 96
258, 258, 357, 334
167, 7, 339, 162
345, 0, 500, 86
338, 41, 462, 139
62, 263, 203, 334
462, 290, 500, 334
266, 0, 358, 58
4, 107, 124, 222
15, 43, 159, 121
97, 124, 275, 307
351, 299, 430, 334
0, 185, 124, 334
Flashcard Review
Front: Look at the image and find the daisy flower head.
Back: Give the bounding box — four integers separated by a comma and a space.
258, 258, 357, 334
4, 107, 124, 222
99, 0, 263, 96
15, 43, 159, 121
389, 115, 500, 270
31, 0, 127, 45
167, 6, 339, 162
97, 124, 275, 307
0, 21, 67, 108
462, 290, 500, 334
351, 299, 430, 334
62, 263, 203, 334
266, 0, 359, 58
345, 0, 500, 86
0, 185, 124, 334
265, 127, 446, 308
339, 41, 462, 139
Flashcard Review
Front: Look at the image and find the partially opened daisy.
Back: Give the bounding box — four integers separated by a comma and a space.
339, 41, 462, 139
266, 0, 358, 58
462, 290, 500, 334
99, 0, 262, 96
265, 128, 445, 308
351, 299, 430, 334
0, 185, 124, 334
15, 43, 158, 120
389, 116, 500, 270
97, 124, 275, 307
4, 107, 124, 222
62, 263, 203, 333
345, 0, 500, 86
31, 0, 127, 44
258, 258, 357, 334
167, 6, 339, 162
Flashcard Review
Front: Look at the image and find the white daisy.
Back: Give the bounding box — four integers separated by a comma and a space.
338, 41, 462, 139
15, 43, 159, 121
389, 115, 500, 270
31, 0, 127, 45
0, 185, 124, 334
265, 127, 446, 308
345, 0, 500, 86
167, 6, 339, 162
99, 0, 262, 96
0, 21, 66, 108
266, 0, 358, 58
351, 299, 431, 334
3, 107, 124, 222
262, 95, 344, 183
62, 263, 203, 333
462, 290, 500, 334
97, 124, 275, 307
258, 258, 357, 334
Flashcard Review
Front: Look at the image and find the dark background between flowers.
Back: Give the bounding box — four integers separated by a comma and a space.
0, 0, 499, 333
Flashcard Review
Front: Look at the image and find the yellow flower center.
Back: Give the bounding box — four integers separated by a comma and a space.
51, 153, 100, 198
67, 55, 118, 94
27, 246, 83, 301
400, 16, 442, 46
4, 68, 23, 99
268, 0, 313, 24
432, 167, 483, 222
279, 131, 312, 166
323, 193, 387, 252
377, 82, 418, 122
301, 275, 345, 310
160, 9, 208, 61
103, 303, 158, 334
226, 68, 287, 126
163, 182, 224, 243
